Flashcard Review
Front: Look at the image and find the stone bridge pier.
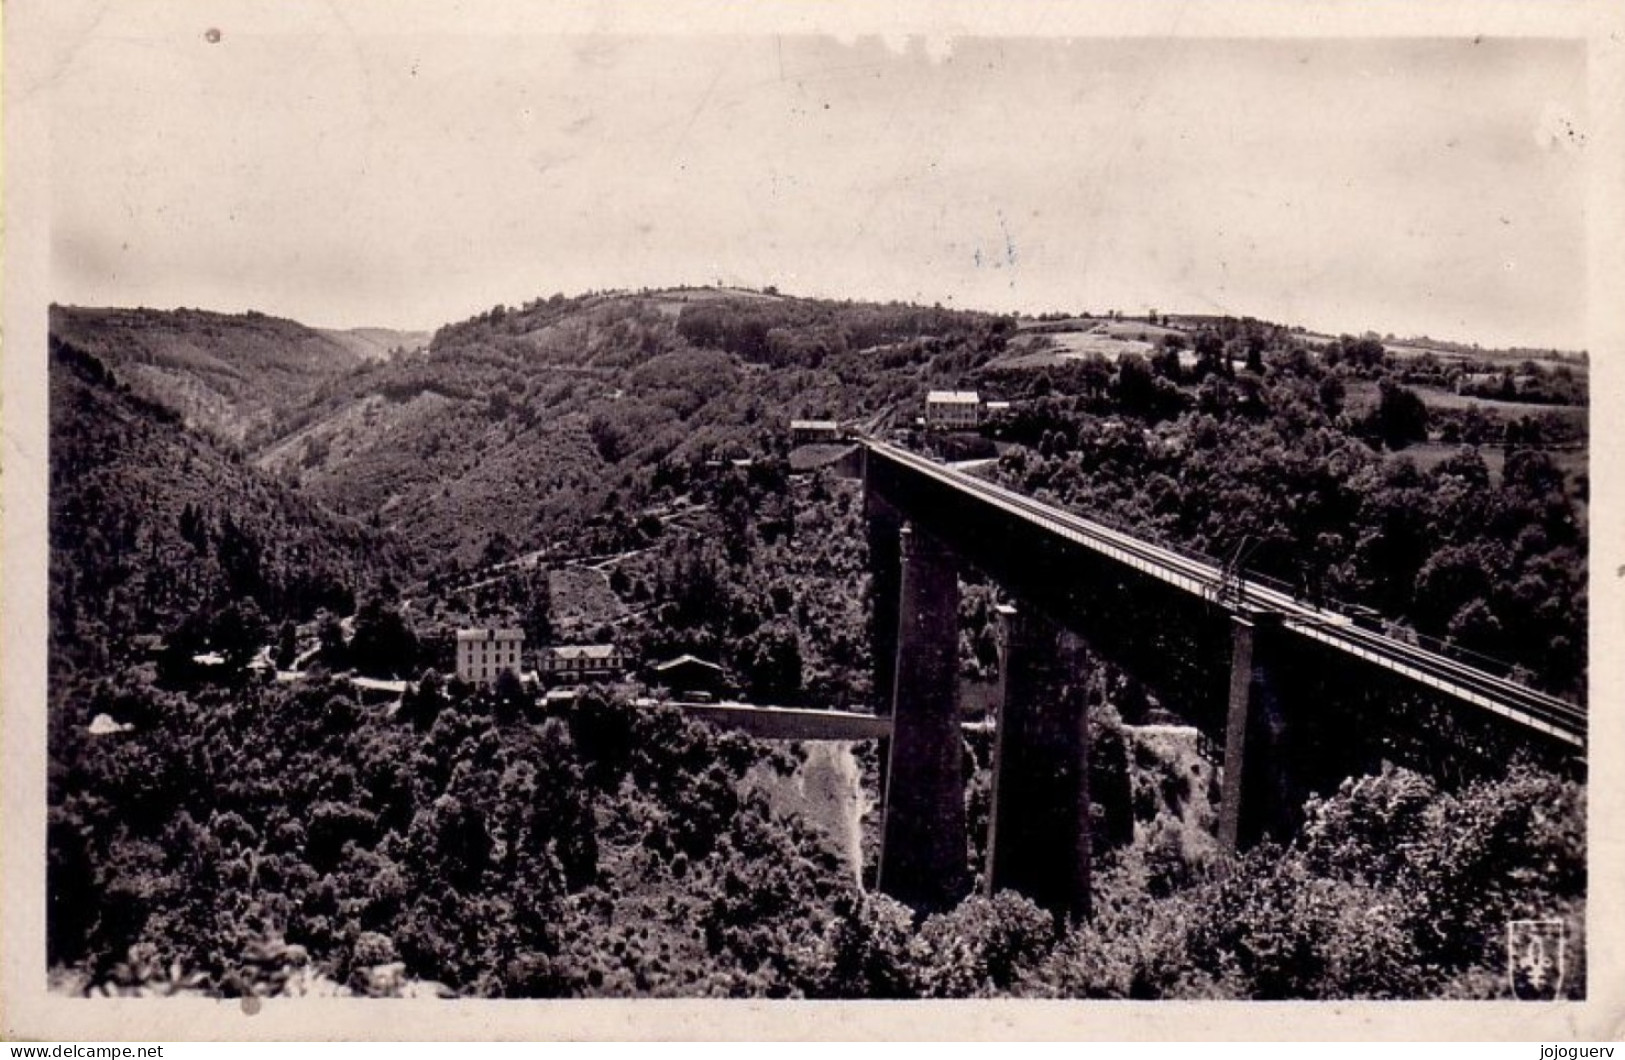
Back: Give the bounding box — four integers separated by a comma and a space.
870, 526, 1294, 920
1218, 612, 1293, 851
873, 522, 1096, 921
985, 604, 1092, 922
875, 524, 969, 912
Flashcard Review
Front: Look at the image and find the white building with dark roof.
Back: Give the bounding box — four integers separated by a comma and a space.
790, 419, 842, 445
541, 643, 626, 681
456, 628, 524, 685
925, 390, 982, 428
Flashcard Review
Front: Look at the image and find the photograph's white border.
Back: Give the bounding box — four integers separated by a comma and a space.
5, 0, 1623, 1040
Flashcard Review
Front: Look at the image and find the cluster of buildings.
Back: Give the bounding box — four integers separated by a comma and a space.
454, 629, 626, 685
453, 628, 725, 700
790, 392, 1014, 444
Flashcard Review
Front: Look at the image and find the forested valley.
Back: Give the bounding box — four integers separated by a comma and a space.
47, 289, 1587, 998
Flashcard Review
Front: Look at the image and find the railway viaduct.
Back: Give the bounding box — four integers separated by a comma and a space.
851, 439, 1586, 920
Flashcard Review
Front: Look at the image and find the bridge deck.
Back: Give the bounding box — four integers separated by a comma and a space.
864, 440, 1585, 750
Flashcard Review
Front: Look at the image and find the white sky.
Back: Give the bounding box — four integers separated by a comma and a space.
39, 6, 1591, 348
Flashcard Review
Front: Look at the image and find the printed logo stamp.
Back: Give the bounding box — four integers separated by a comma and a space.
1508, 918, 1566, 1001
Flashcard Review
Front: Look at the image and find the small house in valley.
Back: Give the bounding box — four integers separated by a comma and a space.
790, 419, 842, 445
541, 643, 626, 682
543, 687, 582, 710
650, 654, 728, 699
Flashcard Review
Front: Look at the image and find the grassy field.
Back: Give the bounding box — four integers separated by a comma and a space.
1018, 317, 1185, 341
1385, 342, 1580, 371
551, 565, 626, 632
1398, 441, 1508, 479
1411, 386, 1581, 413
993, 331, 1158, 368
1344, 379, 1585, 419
1393, 441, 1586, 493
648, 286, 788, 318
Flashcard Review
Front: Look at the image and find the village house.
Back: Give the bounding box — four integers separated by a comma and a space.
456, 628, 525, 685
541, 643, 626, 682
789, 419, 842, 445
650, 654, 728, 699
541, 687, 584, 713
924, 390, 982, 429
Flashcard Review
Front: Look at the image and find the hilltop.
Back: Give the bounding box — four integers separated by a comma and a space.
209, 289, 1009, 566
49, 305, 385, 445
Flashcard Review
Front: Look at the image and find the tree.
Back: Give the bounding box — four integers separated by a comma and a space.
1113, 354, 1158, 418
1151, 344, 1184, 383
273, 620, 299, 670
349, 599, 418, 679
408, 795, 491, 893
1193, 329, 1227, 379
178, 502, 208, 550
1435, 447, 1490, 490
1244, 333, 1266, 375
1344, 337, 1387, 371
48, 808, 98, 964
206, 598, 268, 678
1374, 381, 1429, 450
317, 612, 349, 671
810, 893, 921, 998
1316, 374, 1345, 417
492, 669, 527, 726
739, 624, 803, 702
916, 893, 1056, 997
1446, 598, 1505, 656
523, 574, 554, 647
401, 669, 446, 731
